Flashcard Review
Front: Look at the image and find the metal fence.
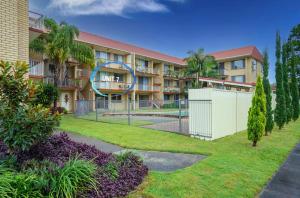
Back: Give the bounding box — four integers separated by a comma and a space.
74, 99, 189, 135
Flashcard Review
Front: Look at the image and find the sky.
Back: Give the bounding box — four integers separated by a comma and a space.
29, 0, 300, 83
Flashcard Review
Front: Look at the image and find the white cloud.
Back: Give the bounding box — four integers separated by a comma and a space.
48, 0, 184, 16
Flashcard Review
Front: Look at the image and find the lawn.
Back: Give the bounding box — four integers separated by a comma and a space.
60, 116, 300, 198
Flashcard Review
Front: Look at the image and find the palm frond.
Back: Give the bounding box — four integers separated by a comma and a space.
71, 42, 95, 68
29, 38, 45, 54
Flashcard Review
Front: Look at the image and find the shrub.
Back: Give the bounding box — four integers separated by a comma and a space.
49, 158, 98, 198
247, 76, 266, 146
51, 106, 68, 114
262, 50, 274, 135
274, 32, 287, 129
0, 61, 59, 153
33, 83, 59, 108
0, 105, 59, 153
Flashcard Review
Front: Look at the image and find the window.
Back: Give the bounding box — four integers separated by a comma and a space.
231, 75, 245, 83
96, 51, 106, 59
164, 94, 170, 101
113, 73, 124, 82
114, 54, 124, 62
111, 94, 122, 103
231, 59, 245, 69
164, 80, 170, 87
252, 60, 257, 71
164, 64, 171, 73
137, 59, 148, 67
219, 62, 225, 70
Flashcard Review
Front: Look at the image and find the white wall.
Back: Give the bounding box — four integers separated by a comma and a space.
189, 88, 251, 140
189, 88, 275, 140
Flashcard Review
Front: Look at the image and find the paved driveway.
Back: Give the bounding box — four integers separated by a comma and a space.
260, 143, 300, 198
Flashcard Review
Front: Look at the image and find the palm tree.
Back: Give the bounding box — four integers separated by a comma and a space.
30, 18, 95, 107
184, 48, 218, 88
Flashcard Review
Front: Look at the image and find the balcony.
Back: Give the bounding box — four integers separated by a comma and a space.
163, 70, 182, 78
96, 59, 131, 73
183, 86, 193, 93
135, 66, 159, 75
44, 77, 80, 90
219, 69, 228, 76
94, 81, 132, 91
163, 87, 180, 93
29, 11, 44, 30
76, 68, 89, 79
29, 59, 44, 77
137, 85, 160, 92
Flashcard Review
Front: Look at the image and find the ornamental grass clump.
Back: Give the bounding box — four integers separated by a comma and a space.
247, 75, 266, 146
49, 157, 98, 198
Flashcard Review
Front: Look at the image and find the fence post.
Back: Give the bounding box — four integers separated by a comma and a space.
179, 99, 182, 133
95, 98, 98, 122
128, 94, 131, 126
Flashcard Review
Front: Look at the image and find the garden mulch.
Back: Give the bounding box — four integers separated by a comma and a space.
57, 131, 205, 172
260, 143, 300, 198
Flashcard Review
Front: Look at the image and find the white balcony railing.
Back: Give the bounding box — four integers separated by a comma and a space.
95, 58, 132, 69
137, 85, 160, 91
44, 77, 80, 89
29, 59, 44, 76
94, 81, 132, 90
29, 11, 44, 30
163, 87, 180, 93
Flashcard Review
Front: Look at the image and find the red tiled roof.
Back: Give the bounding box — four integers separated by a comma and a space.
210, 46, 263, 62
77, 31, 186, 65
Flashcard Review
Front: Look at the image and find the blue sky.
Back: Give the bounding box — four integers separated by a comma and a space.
29, 0, 300, 83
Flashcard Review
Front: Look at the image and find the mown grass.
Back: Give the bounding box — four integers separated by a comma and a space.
60, 116, 300, 198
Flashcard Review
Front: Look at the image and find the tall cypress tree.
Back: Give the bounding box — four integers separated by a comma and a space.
262, 50, 274, 135
282, 42, 293, 123
247, 75, 266, 147
274, 32, 287, 129
290, 46, 300, 121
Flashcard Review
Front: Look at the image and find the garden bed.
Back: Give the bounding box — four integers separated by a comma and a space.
0, 133, 148, 198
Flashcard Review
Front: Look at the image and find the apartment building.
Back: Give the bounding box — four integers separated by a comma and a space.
28, 12, 186, 112
0, 0, 29, 63
27, 11, 263, 112
211, 46, 263, 84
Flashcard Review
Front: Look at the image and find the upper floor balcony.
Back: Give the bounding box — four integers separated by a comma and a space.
137, 85, 160, 92
135, 65, 159, 75
94, 81, 132, 91
96, 58, 131, 73
44, 77, 82, 90
163, 70, 182, 79
29, 59, 44, 77
163, 87, 180, 93
75, 68, 90, 79
29, 11, 44, 30
219, 69, 229, 76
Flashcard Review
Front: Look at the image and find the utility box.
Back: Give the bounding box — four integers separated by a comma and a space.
188, 88, 253, 140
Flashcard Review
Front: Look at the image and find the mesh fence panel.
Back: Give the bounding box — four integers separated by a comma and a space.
74, 99, 189, 134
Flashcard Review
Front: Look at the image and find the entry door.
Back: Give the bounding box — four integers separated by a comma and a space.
60, 92, 72, 111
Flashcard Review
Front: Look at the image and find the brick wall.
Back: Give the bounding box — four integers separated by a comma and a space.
0, 0, 29, 63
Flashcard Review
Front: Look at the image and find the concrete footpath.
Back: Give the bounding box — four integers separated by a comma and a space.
59, 131, 206, 172
260, 143, 300, 198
